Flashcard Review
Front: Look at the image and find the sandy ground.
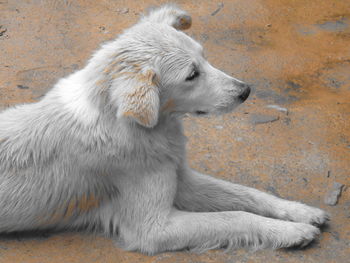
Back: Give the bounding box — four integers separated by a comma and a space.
0, 0, 349, 262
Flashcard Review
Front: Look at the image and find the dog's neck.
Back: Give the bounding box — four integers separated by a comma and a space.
46, 69, 184, 133
46, 69, 102, 126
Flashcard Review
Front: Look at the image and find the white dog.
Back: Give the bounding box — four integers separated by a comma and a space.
0, 5, 328, 254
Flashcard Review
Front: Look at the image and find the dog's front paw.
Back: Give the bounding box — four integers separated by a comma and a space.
272, 222, 320, 248
280, 202, 330, 226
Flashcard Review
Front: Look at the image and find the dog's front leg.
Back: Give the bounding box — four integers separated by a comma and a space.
104, 165, 319, 254
175, 166, 329, 226
119, 208, 320, 254
156, 209, 320, 253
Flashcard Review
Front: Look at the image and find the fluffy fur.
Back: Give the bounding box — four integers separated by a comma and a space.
0, 5, 329, 255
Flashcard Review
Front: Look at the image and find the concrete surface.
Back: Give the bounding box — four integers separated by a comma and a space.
0, 0, 349, 262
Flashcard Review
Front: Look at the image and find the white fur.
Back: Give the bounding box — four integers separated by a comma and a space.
50, 72, 100, 125
0, 5, 329, 255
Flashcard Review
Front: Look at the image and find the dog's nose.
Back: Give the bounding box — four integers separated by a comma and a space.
238, 84, 251, 102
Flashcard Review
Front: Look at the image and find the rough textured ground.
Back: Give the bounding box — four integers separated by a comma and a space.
0, 0, 349, 262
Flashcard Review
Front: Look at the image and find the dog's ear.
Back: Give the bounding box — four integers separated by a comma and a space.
142, 5, 192, 30
116, 70, 160, 128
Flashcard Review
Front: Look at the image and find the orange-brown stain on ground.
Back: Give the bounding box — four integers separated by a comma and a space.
0, 0, 349, 262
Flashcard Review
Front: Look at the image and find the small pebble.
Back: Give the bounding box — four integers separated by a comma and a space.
324, 182, 344, 206
117, 8, 129, 14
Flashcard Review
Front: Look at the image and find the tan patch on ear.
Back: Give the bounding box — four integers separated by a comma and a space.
98, 56, 144, 92
136, 70, 157, 86
123, 84, 155, 126
161, 99, 176, 112
121, 70, 159, 127
123, 110, 152, 127
125, 84, 154, 100
174, 15, 192, 30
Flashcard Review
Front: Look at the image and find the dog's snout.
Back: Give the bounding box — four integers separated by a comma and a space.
238, 84, 251, 102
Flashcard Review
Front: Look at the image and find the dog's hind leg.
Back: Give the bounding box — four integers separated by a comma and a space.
174, 167, 329, 226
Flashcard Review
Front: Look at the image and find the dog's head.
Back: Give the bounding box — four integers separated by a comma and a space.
104, 5, 250, 128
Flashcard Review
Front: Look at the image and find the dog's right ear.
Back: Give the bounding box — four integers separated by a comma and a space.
142, 5, 192, 31
115, 70, 160, 128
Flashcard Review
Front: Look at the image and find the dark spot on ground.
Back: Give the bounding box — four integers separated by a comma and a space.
0, 25, 7, 36
295, 25, 317, 36
316, 17, 349, 32
330, 231, 340, 241
283, 117, 291, 125
250, 113, 279, 125
327, 78, 344, 89
200, 33, 209, 42
17, 84, 29, 89
287, 81, 302, 90
211, 2, 224, 16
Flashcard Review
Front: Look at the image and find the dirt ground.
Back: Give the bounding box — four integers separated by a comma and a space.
0, 0, 349, 262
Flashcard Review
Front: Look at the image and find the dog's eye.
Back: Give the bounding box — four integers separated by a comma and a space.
185, 70, 200, 81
